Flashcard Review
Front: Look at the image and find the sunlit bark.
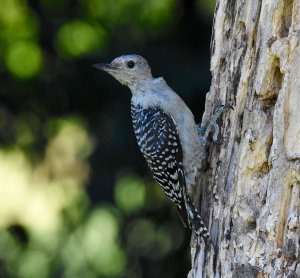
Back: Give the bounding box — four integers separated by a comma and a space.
190, 0, 300, 276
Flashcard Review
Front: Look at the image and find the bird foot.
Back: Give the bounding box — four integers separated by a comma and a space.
197, 105, 233, 144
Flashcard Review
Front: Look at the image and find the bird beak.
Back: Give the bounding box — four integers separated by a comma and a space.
92, 63, 116, 71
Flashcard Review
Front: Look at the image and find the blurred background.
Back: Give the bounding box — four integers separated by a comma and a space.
0, 0, 215, 277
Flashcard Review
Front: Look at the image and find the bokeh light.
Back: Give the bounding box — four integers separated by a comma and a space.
0, 119, 91, 231
0, 0, 38, 42
55, 20, 107, 57
138, 0, 175, 29
0, 0, 215, 276
126, 219, 156, 255
5, 40, 43, 79
114, 175, 146, 214
62, 206, 126, 277
84, 0, 176, 31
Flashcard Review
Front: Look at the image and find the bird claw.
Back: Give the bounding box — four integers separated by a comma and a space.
198, 105, 232, 144
196, 125, 206, 133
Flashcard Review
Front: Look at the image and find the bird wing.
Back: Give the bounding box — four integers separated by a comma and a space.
131, 105, 190, 227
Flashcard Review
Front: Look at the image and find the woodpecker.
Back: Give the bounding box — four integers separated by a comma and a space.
93, 54, 217, 243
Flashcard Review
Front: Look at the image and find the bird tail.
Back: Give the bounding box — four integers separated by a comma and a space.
186, 196, 211, 244
177, 203, 190, 229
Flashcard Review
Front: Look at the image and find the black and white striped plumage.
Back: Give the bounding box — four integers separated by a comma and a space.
131, 104, 188, 221
93, 54, 211, 243
131, 104, 210, 242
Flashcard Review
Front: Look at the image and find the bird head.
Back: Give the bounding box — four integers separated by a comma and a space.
93, 54, 153, 89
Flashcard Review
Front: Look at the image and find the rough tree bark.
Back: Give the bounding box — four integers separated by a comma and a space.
189, 0, 300, 277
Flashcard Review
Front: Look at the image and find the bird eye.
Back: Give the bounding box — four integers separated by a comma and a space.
127, 61, 135, 68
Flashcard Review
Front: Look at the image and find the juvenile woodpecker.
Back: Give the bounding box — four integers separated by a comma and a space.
93, 54, 213, 243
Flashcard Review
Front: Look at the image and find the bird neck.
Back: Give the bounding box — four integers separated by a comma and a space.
130, 77, 170, 109
130, 77, 155, 95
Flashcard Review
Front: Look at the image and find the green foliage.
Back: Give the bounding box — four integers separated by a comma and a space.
137, 0, 175, 29
0, 0, 38, 42
5, 40, 43, 79
0, 119, 126, 277
199, 0, 216, 14
0, 0, 40, 78
0, 0, 214, 276
83, 0, 175, 30
61, 206, 126, 277
114, 175, 146, 214
55, 20, 107, 58
0, 115, 187, 277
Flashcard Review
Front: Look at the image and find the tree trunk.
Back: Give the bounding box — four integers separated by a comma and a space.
190, 0, 300, 277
